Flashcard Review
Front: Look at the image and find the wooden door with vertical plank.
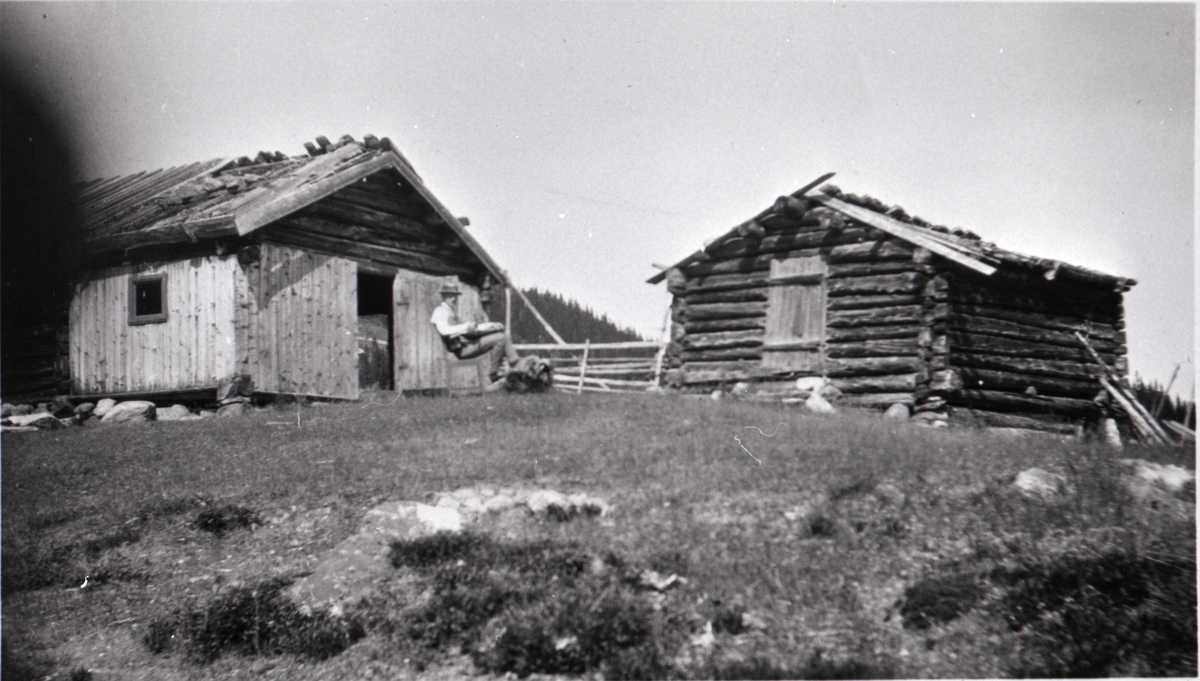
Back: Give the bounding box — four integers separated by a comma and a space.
762, 255, 827, 371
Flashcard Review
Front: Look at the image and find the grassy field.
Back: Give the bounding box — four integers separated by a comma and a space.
2, 392, 1195, 680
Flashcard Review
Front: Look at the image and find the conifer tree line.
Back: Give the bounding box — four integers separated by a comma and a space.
495, 288, 645, 344
1131, 377, 1195, 429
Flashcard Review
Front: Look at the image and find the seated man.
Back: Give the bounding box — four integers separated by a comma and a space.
430, 281, 520, 386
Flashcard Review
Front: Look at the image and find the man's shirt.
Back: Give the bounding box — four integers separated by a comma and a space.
430, 300, 474, 338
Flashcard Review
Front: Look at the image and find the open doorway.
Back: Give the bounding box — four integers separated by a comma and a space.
357, 271, 394, 391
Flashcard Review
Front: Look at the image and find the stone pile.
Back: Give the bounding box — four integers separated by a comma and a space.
0, 397, 229, 432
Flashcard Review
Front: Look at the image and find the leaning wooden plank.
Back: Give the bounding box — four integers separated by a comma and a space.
806, 193, 997, 276
1162, 421, 1196, 442
1075, 332, 1172, 443
511, 286, 568, 345
1100, 376, 1166, 444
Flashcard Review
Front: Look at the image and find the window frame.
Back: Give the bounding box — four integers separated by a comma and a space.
128, 273, 169, 325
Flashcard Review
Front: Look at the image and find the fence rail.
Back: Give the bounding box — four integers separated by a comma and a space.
513, 341, 667, 393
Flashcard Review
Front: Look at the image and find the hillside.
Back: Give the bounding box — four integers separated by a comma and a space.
1, 394, 1194, 679
504, 288, 644, 344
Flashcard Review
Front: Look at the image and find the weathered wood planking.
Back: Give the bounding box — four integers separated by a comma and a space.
393, 270, 489, 393
70, 256, 238, 394
237, 243, 358, 398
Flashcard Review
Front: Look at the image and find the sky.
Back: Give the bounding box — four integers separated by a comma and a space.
1, 1, 1194, 399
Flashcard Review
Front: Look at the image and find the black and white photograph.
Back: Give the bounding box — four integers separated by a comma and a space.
1, 2, 1194, 679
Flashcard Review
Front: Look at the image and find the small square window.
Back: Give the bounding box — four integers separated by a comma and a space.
129, 274, 168, 325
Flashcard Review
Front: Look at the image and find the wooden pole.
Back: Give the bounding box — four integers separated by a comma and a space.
511, 285, 567, 345
1152, 363, 1180, 419
1162, 420, 1196, 443
505, 287, 512, 344
1100, 376, 1165, 445
652, 302, 671, 389
577, 339, 590, 394
1076, 332, 1173, 444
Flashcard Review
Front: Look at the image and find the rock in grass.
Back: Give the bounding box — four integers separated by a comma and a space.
872, 482, 906, 509
883, 403, 910, 420
1013, 468, 1067, 499
284, 501, 465, 614
101, 400, 157, 423
217, 402, 246, 418
526, 489, 572, 517
156, 404, 194, 421
93, 398, 117, 417
740, 611, 769, 632
1121, 459, 1194, 495
805, 392, 835, 413
6, 412, 66, 430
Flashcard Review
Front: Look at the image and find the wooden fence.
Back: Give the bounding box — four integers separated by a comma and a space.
513, 341, 666, 393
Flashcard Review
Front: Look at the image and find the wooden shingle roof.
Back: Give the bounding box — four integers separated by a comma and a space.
649, 176, 1136, 292
75, 134, 506, 284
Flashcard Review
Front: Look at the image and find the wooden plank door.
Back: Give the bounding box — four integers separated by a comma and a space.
762, 255, 826, 371
393, 272, 487, 393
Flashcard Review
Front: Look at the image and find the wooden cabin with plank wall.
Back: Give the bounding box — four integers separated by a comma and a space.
66, 134, 518, 402
649, 176, 1136, 434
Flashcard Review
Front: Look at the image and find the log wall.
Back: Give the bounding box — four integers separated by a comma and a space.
940, 271, 1123, 418
663, 198, 1126, 421
665, 210, 931, 397
70, 255, 240, 394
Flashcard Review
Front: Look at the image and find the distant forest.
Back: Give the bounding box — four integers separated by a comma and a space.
498, 288, 644, 344
1131, 377, 1195, 430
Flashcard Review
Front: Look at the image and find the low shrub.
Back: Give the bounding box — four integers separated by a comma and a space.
699, 648, 896, 680
808, 514, 837, 538
388, 532, 684, 679
193, 504, 260, 538
145, 577, 365, 663
900, 573, 984, 630
994, 550, 1197, 677
2, 526, 144, 595
0, 640, 52, 681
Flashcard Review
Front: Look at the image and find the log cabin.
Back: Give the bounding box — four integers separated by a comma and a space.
65, 134, 515, 401
649, 176, 1137, 432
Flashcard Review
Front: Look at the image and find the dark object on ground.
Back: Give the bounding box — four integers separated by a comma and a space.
900, 573, 984, 630
504, 356, 554, 393
193, 504, 260, 538
808, 514, 837, 538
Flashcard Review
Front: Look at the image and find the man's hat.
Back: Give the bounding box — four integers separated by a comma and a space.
438, 281, 462, 296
